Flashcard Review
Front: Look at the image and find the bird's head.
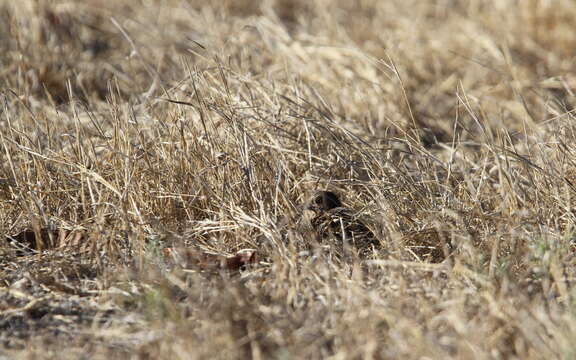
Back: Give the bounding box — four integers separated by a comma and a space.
306, 191, 342, 212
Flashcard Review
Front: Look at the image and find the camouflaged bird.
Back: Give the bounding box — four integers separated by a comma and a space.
305, 191, 453, 263
305, 191, 380, 259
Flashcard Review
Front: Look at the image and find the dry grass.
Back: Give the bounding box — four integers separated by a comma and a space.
1, 0, 576, 358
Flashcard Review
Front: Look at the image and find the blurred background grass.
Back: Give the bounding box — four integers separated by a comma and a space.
1, 1, 576, 358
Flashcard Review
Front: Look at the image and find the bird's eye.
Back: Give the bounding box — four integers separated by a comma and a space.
315, 197, 323, 204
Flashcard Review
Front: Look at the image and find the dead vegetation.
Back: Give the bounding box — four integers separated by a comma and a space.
1, 0, 576, 358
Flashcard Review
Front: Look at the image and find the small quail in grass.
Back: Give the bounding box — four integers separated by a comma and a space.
305, 191, 453, 263
305, 191, 380, 258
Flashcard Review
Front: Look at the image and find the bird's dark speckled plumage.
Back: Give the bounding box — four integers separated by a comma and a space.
305, 191, 379, 258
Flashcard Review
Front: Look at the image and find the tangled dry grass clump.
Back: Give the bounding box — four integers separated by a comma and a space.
1, 0, 576, 358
